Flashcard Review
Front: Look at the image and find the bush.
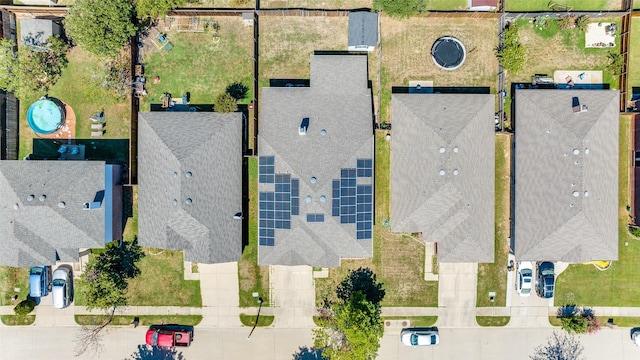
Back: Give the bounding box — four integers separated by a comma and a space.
557, 15, 576, 30
373, 0, 428, 19
13, 299, 35, 316
630, 226, 640, 237
213, 92, 238, 113
496, 24, 526, 73
575, 15, 590, 32
606, 50, 624, 75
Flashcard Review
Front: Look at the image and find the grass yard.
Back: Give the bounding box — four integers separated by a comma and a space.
315, 132, 438, 307
75, 315, 202, 326
262, 0, 372, 7
382, 316, 438, 327
1, 315, 35, 326
239, 313, 275, 327
506, 0, 621, 11
238, 158, 270, 307
507, 18, 620, 89
18, 47, 131, 159
628, 18, 640, 102
0, 266, 29, 306
555, 115, 640, 307
477, 134, 512, 307
380, 15, 498, 123
476, 316, 510, 327
141, 17, 253, 112
259, 15, 349, 90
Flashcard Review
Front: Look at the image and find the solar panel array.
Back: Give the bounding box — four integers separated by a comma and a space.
331, 158, 373, 240
259, 156, 299, 247
306, 213, 325, 223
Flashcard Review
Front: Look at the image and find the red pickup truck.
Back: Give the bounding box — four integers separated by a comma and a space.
145, 325, 194, 347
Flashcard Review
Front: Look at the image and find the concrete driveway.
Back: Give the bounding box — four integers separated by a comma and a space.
437, 263, 478, 327
270, 265, 316, 328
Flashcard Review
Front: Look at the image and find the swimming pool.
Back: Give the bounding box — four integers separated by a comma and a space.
27, 98, 65, 134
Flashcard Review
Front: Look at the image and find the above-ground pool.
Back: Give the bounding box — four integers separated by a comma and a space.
431, 36, 466, 71
27, 98, 66, 134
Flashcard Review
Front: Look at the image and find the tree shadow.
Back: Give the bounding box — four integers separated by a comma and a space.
125, 345, 185, 360
292, 346, 326, 360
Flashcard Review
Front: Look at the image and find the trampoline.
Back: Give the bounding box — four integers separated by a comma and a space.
431, 36, 466, 71
27, 98, 66, 134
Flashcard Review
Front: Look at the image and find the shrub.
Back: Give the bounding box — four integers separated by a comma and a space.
373, 0, 428, 19
575, 15, 590, 32
496, 24, 526, 73
606, 50, 624, 75
14, 299, 35, 316
630, 226, 640, 237
214, 92, 238, 113
557, 15, 576, 30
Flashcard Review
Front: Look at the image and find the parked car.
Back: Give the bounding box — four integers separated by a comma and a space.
631, 328, 640, 347
52, 267, 72, 309
400, 328, 439, 347
146, 325, 194, 348
516, 261, 533, 297
29, 266, 51, 298
536, 262, 555, 298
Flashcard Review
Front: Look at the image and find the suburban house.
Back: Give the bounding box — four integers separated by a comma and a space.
137, 112, 243, 264
0, 161, 123, 267
258, 53, 374, 267
348, 12, 378, 52
390, 93, 495, 262
514, 89, 619, 262
20, 18, 62, 49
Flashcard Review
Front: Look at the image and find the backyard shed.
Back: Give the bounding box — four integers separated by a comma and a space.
20, 18, 62, 49
348, 12, 378, 52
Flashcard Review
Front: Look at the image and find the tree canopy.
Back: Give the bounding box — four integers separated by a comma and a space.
214, 92, 238, 113
496, 24, 526, 73
135, 0, 186, 20
64, 0, 137, 58
336, 267, 386, 307
0, 36, 69, 99
372, 0, 428, 19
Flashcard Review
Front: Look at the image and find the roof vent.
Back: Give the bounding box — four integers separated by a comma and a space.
27, 194, 34, 201
439, 147, 446, 154
570, 203, 575, 208
439, 169, 446, 176
172, 199, 178, 206
584, 191, 589, 197
185, 171, 192, 178
547, 129, 551, 134
453, 169, 459, 176
585, 148, 590, 154
186, 198, 192, 205
320, 129, 326, 136
573, 148, 580, 155
13, 203, 19, 210
453, 146, 459, 153
39, 195, 46, 201
310, 177, 317, 184
320, 195, 326, 202
299, 117, 309, 135
572, 191, 580, 197
173, 172, 178, 177
58, 201, 65, 208
305, 196, 312, 203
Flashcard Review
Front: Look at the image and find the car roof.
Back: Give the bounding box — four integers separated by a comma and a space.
52, 268, 68, 281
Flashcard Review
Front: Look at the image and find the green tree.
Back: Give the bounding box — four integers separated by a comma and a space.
226, 82, 250, 101
13, 298, 35, 315
214, 92, 238, 113
372, 0, 428, 19
606, 50, 624, 75
336, 267, 385, 307
496, 24, 525, 73
64, 0, 137, 58
135, 0, 186, 19
0, 36, 69, 99
314, 292, 384, 360
557, 305, 600, 335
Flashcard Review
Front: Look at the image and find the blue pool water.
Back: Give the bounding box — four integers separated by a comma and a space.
27, 99, 64, 134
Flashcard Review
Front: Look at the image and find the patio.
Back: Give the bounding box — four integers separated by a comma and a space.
585, 22, 616, 48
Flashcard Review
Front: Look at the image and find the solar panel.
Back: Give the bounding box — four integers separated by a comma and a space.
258, 159, 299, 246
258, 156, 276, 184
357, 158, 373, 178
356, 184, 373, 240
306, 213, 325, 223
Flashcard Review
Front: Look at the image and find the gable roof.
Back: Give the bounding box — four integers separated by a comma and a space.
0, 161, 107, 266
391, 94, 495, 262
137, 112, 243, 264
348, 12, 378, 48
514, 89, 619, 262
258, 54, 374, 267
20, 19, 61, 49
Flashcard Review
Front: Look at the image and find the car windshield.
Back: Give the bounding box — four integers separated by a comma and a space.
411, 334, 419, 346
524, 278, 532, 283
52, 279, 65, 287
521, 269, 532, 277
521, 288, 531, 294
30, 267, 42, 275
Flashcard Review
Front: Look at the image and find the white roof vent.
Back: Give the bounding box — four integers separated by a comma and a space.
572, 191, 580, 197
320, 195, 326, 202
310, 177, 317, 184
39, 195, 46, 202
573, 149, 580, 155
453, 146, 459, 153
172, 199, 178, 206
185, 198, 193, 205
299, 117, 309, 135
439, 169, 446, 176
453, 169, 459, 176
185, 172, 192, 178
320, 129, 326, 136
58, 201, 65, 208
305, 196, 312, 203
27, 194, 35, 201
173, 172, 178, 177
13, 203, 19, 210
585, 148, 590, 154
439, 147, 446, 154
584, 191, 589, 197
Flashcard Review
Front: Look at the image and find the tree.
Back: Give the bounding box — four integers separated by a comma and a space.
496, 24, 526, 73
530, 331, 584, 360
226, 82, 250, 101
606, 50, 624, 75
314, 291, 384, 360
135, 0, 186, 19
336, 267, 385, 307
64, 0, 137, 58
0, 36, 69, 99
13, 298, 35, 315
557, 304, 600, 335
575, 15, 590, 32
214, 92, 238, 113
373, 0, 428, 19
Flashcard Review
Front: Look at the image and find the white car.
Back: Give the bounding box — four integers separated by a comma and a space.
632, 329, 640, 347
52, 267, 72, 309
516, 261, 533, 297
400, 328, 439, 347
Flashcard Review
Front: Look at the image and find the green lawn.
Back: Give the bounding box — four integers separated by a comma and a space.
477, 135, 511, 307
19, 47, 130, 159
382, 316, 438, 327
238, 157, 270, 307
239, 313, 275, 327
628, 18, 640, 102
506, 0, 620, 11
1, 315, 35, 326
141, 17, 253, 112
555, 116, 640, 306
75, 315, 202, 326
0, 266, 29, 306
476, 316, 510, 327
428, 0, 467, 10
315, 132, 438, 307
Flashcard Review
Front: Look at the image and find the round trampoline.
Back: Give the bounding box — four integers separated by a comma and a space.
27, 98, 66, 134
431, 36, 466, 71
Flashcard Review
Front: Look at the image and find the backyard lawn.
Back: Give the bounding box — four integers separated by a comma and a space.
477, 134, 512, 307
506, 0, 621, 11
18, 47, 131, 159
0, 266, 29, 306
628, 18, 640, 102
238, 158, 270, 307
555, 115, 640, 307
380, 15, 498, 122
141, 17, 253, 111
315, 132, 438, 307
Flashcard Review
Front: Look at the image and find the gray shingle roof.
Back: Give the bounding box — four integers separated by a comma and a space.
391, 94, 495, 262
514, 89, 619, 262
259, 54, 374, 267
348, 12, 378, 48
138, 112, 243, 264
0, 161, 107, 267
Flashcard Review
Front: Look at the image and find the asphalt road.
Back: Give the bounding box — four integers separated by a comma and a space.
2, 325, 639, 359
